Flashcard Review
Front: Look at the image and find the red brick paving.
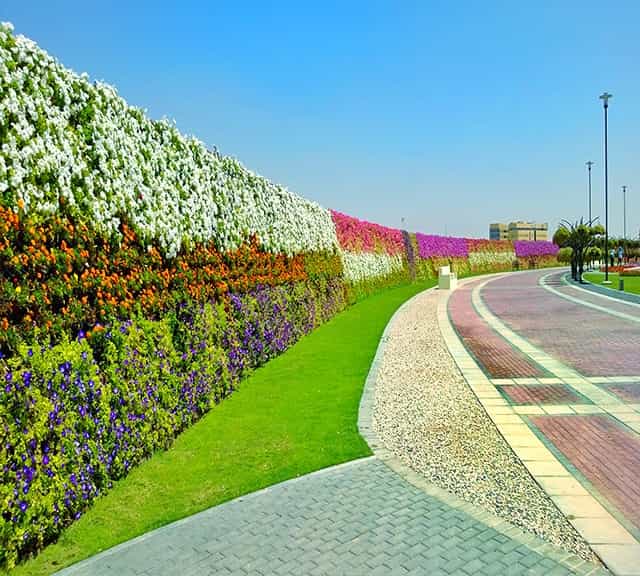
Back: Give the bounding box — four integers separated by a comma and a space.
448, 280, 544, 378
481, 271, 640, 376
559, 282, 640, 320
605, 384, 640, 403
499, 384, 586, 405
531, 414, 640, 531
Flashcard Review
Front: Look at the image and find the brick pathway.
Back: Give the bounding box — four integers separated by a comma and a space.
531, 415, 640, 533
442, 270, 640, 575
605, 383, 640, 403
57, 458, 596, 576
481, 271, 640, 376
448, 280, 545, 378
555, 279, 640, 321
499, 384, 588, 405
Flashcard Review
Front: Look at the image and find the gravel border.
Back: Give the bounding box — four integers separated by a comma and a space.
369, 287, 598, 563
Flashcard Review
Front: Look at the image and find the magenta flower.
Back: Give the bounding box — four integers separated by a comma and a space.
415, 234, 468, 258
514, 241, 559, 257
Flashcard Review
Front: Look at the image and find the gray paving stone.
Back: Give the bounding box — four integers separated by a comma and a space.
56, 458, 601, 576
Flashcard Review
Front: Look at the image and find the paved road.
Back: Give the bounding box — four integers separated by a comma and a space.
446, 269, 640, 575
57, 457, 596, 576
482, 270, 640, 377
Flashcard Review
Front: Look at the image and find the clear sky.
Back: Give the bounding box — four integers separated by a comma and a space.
2, 1, 638, 239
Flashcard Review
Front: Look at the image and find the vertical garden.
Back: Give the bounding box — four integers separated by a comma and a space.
0, 22, 559, 567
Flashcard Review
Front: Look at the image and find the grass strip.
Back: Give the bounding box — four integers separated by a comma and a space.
583, 271, 640, 295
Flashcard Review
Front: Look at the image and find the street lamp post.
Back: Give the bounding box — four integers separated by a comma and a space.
623, 185, 627, 241
586, 161, 594, 223
600, 92, 612, 283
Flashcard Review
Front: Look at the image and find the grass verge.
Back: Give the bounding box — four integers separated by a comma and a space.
8, 280, 435, 575
583, 271, 640, 295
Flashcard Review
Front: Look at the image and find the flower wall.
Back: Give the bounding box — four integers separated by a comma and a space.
330, 211, 409, 298
0, 23, 337, 259
0, 21, 559, 567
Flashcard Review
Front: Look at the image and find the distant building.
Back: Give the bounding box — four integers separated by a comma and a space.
489, 223, 509, 240
489, 221, 548, 241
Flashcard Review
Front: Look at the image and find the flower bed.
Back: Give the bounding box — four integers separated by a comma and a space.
330, 211, 404, 254
0, 204, 341, 355
0, 279, 345, 567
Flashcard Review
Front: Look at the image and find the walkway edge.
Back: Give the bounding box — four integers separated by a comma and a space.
576, 273, 640, 306
358, 279, 605, 576
55, 456, 377, 575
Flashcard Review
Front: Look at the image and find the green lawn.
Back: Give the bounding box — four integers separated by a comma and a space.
583, 272, 640, 295
8, 280, 435, 576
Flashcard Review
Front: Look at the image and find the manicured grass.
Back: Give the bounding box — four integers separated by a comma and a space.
8, 280, 435, 576
583, 272, 640, 295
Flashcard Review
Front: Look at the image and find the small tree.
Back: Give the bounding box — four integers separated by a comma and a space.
553, 227, 570, 248
558, 219, 602, 281
557, 247, 573, 264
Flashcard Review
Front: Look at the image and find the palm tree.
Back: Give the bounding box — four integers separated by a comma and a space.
556, 219, 603, 281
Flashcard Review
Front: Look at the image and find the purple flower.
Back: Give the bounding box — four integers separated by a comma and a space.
19, 500, 27, 513
415, 234, 468, 258
514, 240, 559, 258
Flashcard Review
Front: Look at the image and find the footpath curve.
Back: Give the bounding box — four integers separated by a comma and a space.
441, 269, 640, 576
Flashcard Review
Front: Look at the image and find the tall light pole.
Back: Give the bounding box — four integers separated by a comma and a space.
586, 161, 594, 223
600, 92, 612, 283
623, 185, 627, 242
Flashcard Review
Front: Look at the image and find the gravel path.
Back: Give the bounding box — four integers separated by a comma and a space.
372, 288, 598, 562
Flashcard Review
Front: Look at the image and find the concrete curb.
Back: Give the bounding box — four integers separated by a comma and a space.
575, 273, 640, 306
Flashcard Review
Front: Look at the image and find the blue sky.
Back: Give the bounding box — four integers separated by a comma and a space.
2, 1, 639, 238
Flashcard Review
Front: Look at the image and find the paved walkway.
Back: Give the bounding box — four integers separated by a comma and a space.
445, 269, 640, 576
56, 276, 608, 576
57, 458, 596, 576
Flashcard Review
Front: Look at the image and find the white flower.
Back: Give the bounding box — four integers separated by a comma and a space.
0, 25, 340, 259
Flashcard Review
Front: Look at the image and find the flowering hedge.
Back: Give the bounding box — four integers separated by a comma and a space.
0, 203, 341, 355
0, 22, 337, 258
466, 239, 513, 253
330, 211, 408, 292
513, 240, 559, 258
330, 211, 404, 254
0, 21, 561, 567
0, 280, 345, 567
416, 234, 469, 259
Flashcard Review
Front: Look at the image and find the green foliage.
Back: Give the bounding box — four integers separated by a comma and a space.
559, 219, 602, 280
585, 246, 601, 264
0, 280, 344, 568
0, 339, 108, 568
552, 226, 570, 247
557, 247, 573, 263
